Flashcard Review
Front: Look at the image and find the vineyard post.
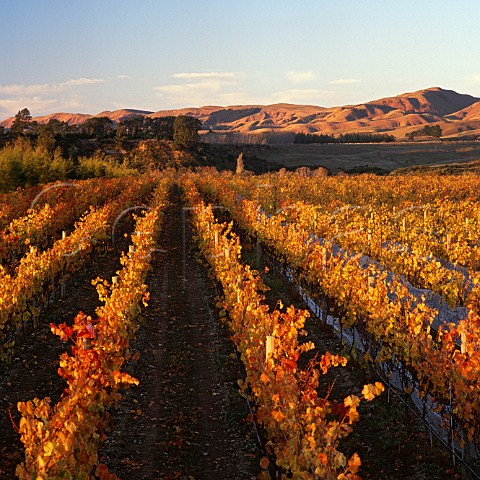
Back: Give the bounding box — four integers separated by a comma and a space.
112, 276, 119, 286
62, 230, 67, 240
460, 332, 467, 354
266, 335, 275, 363
214, 230, 219, 247
322, 246, 328, 271
237, 275, 243, 304
182, 207, 186, 284
129, 245, 136, 253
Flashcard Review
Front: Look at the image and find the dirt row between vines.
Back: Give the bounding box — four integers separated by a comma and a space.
0, 198, 260, 480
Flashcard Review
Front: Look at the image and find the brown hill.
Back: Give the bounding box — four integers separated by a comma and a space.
0, 109, 152, 128
1, 87, 479, 140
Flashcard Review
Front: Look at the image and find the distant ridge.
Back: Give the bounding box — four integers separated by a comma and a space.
2, 87, 480, 139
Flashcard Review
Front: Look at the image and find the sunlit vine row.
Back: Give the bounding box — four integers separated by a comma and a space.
195, 171, 480, 453
183, 177, 383, 480
0, 175, 156, 362
0, 177, 128, 268
0, 184, 44, 230
15, 175, 172, 480
232, 172, 480, 274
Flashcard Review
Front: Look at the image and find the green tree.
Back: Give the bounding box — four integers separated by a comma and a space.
36, 124, 57, 155
82, 117, 115, 139
10, 108, 32, 137
173, 115, 202, 150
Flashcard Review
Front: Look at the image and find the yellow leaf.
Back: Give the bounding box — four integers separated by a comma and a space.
362, 382, 384, 401
344, 395, 360, 408
271, 409, 285, 422
43, 441, 55, 457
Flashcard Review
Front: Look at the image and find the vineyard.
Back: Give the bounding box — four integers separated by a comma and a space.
0, 169, 480, 479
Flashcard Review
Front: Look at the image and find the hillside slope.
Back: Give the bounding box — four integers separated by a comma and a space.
2, 87, 479, 140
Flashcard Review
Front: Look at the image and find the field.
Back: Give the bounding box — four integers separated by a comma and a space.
250, 141, 480, 174
0, 170, 479, 479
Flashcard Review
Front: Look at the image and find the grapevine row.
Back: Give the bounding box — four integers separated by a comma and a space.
195, 171, 480, 454
15, 175, 172, 480
0, 177, 128, 268
234, 172, 480, 273
0, 175, 156, 362
183, 178, 383, 480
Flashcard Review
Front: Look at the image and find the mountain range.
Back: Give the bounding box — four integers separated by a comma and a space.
2, 87, 480, 140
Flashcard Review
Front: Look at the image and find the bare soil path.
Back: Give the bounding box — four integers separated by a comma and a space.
100, 197, 259, 480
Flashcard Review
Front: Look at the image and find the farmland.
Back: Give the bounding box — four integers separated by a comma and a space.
0, 170, 479, 479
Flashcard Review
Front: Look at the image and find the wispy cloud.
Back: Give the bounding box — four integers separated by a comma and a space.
155, 71, 246, 107
0, 77, 105, 118
285, 71, 317, 84
173, 71, 240, 81
61, 77, 104, 87
327, 79, 362, 85
0, 77, 104, 96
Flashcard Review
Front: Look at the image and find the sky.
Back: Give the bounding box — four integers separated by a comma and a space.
1, 0, 480, 119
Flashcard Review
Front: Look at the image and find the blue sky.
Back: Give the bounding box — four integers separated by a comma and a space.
1, 0, 480, 118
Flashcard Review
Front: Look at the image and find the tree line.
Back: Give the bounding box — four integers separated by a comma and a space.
1, 108, 202, 150
293, 132, 396, 144
0, 108, 203, 192
405, 125, 442, 141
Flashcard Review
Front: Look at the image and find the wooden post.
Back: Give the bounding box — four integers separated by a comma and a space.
367, 229, 372, 245
112, 276, 119, 286
368, 274, 376, 290
322, 247, 328, 271
214, 230, 219, 247
402, 217, 406, 233
446, 234, 451, 251
129, 245, 135, 253
62, 230, 67, 240
266, 335, 275, 362
461, 332, 467, 354
237, 275, 243, 303
224, 247, 230, 260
